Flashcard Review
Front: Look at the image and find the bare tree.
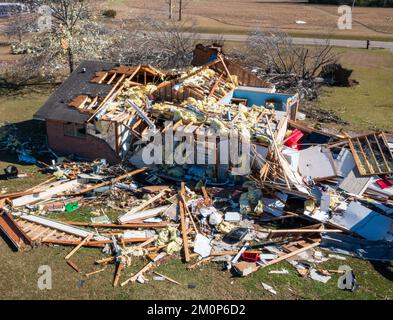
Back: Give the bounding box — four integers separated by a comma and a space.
4, 10, 37, 43
20, 0, 90, 74
111, 17, 199, 69
6, 1, 115, 83
165, 0, 173, 19
246, 29, 337, 80
177, 0, 192, 21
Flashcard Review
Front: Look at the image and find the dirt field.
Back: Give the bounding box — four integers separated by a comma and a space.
97, 0, 393, 40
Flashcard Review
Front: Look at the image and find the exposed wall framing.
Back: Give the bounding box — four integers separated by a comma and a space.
348, 133, 393, 176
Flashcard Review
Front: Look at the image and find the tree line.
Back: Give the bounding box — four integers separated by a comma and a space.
309, 0, 393, 7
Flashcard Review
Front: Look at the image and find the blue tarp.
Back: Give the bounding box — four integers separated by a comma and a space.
18, 153, 38, 164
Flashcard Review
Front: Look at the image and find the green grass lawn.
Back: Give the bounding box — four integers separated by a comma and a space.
317, 48, 393, 133
0, 237, 391, 300
0, 88, 55, 193
0, 50, 393, 299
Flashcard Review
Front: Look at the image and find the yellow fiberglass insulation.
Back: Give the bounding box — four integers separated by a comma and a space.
207, 118, 229, 134
119, 85, 158, 108
153, 104, 203, 124
151, 103, 176, 120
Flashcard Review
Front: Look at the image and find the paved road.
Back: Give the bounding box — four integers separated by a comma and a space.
192, 33, 393, 50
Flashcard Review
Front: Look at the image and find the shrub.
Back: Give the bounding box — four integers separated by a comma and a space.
102, 9, 117, 19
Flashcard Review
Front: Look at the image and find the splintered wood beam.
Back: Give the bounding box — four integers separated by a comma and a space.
126, 65, 142, 82
66, 260, 80, 273
115, 122, 120, 155
208, 74, 223, 98
153, 271, 181, 285
178, 191, 190, 262
113, 262, 124, 287
265, 240, 321, 267
71, 168, 147, 196
264, 115, 291, 189
65, 221, 169, 228
120, 253, 166, 286
106, 73, 116, 84
86, 267, 106, 278
218, 54, 234, 85
65, 234, 93, 260
180, 182, 199, 234
201, 186, 212, 206
87, 73, 126, 122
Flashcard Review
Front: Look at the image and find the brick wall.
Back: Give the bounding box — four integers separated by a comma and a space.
46, 120, 121, 164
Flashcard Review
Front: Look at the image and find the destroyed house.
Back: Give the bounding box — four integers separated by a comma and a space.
34, 61, 167, 163
34, 57, 299, 176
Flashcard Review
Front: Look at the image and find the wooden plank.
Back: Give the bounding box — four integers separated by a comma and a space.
113, 262, 124, 287
120, 253, 166, 286
71, 168, 147, 196
265, 240, 321, 267
65, 234, 93, 260
348, 139, 367, 175
153, 271, 181, 285
64, 221, 169, 228
178, 193, 190, 262
87, 73, 127, 122
66, 260, 80, 273
42, 238, 149, 247
356, 137, 374, 174
86, 267, 106, 278
375, 133, 392, 171
365, 135, 382, 172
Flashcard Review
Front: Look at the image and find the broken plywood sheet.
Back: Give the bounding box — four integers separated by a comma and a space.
348, 133, 393, 176
298, 146, 337, 179
12, 180, 84, 207
19, 215, 107, 240
338, 167, 374, 196
118, 205, 170, 224
193, 233, 212, 258
333, 148, 356, 178
329, 201, 393, 241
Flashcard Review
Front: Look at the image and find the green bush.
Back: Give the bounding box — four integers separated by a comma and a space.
102, 9, 117, 19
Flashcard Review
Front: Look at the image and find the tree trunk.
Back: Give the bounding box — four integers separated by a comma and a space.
169, 0, 173, 19
178, 0, 182, 21
67, 47, 74, 74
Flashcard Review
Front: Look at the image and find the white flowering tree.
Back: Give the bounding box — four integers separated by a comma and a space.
8, 0, 113, 82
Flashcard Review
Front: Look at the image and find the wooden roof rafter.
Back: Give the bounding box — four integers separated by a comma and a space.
86, 66, 143, 123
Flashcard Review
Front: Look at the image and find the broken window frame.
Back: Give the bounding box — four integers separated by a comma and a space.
348, 133, 393, 176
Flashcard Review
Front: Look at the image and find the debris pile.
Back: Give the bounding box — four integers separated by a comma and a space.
1, 55, 393, 291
